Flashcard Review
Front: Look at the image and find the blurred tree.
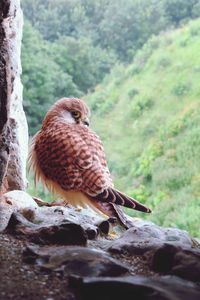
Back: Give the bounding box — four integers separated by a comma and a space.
22, 0, 89, 41
22, 0, 200, 61
52, 36, 116, 93
163, 0, 200, 25
99, 0, 168, 61
22, 21, 80, 134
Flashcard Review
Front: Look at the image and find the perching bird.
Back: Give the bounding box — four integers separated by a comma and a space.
29, 98, 151, 228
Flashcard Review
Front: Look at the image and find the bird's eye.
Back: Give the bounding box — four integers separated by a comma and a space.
71, 110, 81, 119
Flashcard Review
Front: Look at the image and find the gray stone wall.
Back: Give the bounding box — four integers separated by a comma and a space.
0, 0, 28, 193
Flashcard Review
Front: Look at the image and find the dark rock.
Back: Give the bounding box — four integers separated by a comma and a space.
23, 244, 129, 277
3, 202, 117, 245
150, 243, 178, 273
30, 223, 87, 246
7, 212, 87, 245
85, 224, 99, 240
151, 243, 200, 282
70, 275, 200, 300
108, 219, 198, 255
98, 220, 110, 235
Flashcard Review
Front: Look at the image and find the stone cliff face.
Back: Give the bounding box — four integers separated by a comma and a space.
0, 0, 28, 194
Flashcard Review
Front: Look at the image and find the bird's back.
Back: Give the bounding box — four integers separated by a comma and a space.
29, 120, 112, 197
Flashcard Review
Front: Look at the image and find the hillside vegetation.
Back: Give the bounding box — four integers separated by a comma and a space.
21, 0, 200, 134
86, 18, 200, 237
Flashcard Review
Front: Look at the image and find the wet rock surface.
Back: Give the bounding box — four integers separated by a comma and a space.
70, 275, 200, 300
1, 192, 200, 299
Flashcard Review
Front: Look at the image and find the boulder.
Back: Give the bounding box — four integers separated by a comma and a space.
24, 244, 129, 277
108, 219, 198, 255
70, 275, 200, 300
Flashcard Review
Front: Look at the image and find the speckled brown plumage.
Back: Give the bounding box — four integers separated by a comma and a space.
34, 118, 111, 196
29, 98, 151, 224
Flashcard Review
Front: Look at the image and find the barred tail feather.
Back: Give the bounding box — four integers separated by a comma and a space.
92, 188, 151, 213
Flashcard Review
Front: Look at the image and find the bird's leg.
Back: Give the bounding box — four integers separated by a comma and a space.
33, 197, 53, 207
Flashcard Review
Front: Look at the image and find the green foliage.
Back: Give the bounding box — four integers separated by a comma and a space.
135, 139, 164, 180
22, 0, 200, 63
87, 64, 126, 116
172, 82, 191, 96
22, 0, 200, 134
86, 18, 200, 237
22, 21, 81, 134
128, 184, 150, 204
128, 88, 139, 99
131, 97, 154, 118
52, 36, 116, 93
22, 20, 115, 134
163, 0, 200, 25
156, 56, 172, 69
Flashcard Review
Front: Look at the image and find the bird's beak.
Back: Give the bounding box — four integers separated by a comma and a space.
82, 117, 90, 126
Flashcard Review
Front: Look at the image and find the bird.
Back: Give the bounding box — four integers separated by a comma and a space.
29, 98, 151, 228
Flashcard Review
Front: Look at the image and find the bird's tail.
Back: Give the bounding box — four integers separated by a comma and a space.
92, 188, 151, 213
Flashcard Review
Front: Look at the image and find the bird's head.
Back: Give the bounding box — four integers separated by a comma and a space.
42, 98, 90, 128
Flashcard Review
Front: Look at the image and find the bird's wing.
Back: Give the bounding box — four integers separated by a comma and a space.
33, 122, 112, 194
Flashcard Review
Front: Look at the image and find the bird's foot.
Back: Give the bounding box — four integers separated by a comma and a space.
33, 197, 53, 207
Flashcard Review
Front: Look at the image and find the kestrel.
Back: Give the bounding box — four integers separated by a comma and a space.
29, 98, 151, 227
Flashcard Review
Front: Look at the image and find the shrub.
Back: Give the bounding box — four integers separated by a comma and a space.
127, 184, 151, 206
190, 23, 200, 36
156, 57, 171, 69
191, 174, 200, 197
172, 82, 191, 96
151, 191, 168, 207
179, 36, 190, 47
131, 96, 154, 118
128, 88, 139, 98
153, 162, 190, 191
135, 139, 164, 179
167, 118, 185, 137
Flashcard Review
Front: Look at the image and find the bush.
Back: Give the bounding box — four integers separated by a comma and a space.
167, 118, 185, 137
178, 34, 190, 47
150, 191, 168, 207
171, 195, 200, 237
131, 97, 154, 118
128, 66, 142, 76
128, 184, 150, 204
156, 56, 171, 69
128, 88, 139, 98
153, 161, 190, 191
135, 139, 164, 179
189, 22, 200, 36
172, 82, 191, 96
191, 174, 200, 197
